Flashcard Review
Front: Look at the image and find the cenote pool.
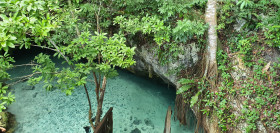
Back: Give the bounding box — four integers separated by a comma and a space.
7, 49, 196, 133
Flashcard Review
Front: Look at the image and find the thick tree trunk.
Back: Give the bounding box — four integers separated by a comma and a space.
204, 0, 218, 84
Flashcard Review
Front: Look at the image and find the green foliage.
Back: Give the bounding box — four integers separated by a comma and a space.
28, 53, 58, 91
264, 25, 280, 48
172, 19, 207, 43
0, 0, 58, 52
238, 39, 252, 59
217, 0, 235, 31
237, 0, 254, 10
242, 108, 259, 132
0, 83, 15, 112
177, 78, 208, 108
0, 54, 14, 81
1, 0, 280, 131
157, 0, 207, 19
114, 15, 171, 45
114, 0, 208, 67
190, 91, 200, 107
0, 54, 15, 111
216, 47, 280, 131
176, 78, 195, 94
31, 32, 135, 94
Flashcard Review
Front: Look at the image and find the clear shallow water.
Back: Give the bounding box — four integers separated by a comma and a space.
7, 49, 196, 133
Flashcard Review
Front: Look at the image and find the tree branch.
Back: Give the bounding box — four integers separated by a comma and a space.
8, 72, 41, 86
13, 63, 38, 67
15, 45, 57, 52
48, 39, 71, 65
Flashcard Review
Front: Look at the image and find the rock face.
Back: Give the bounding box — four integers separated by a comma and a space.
130, 43, 200, 87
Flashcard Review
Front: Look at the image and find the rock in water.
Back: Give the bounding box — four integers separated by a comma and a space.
144, 118, 154, 128
132, 118, 141, 125
131, 128, 141, 133
83, 126, 91, 133
23, 85, 35, 90
91, 116, 96, 122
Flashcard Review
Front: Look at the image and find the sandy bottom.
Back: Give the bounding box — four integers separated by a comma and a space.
7, 50, 195, 133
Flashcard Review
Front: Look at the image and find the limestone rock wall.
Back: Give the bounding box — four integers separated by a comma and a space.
130, 43, 199, 87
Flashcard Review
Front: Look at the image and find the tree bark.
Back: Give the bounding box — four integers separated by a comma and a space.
95, 76, 107, 126
84, 84, 95, 130
204, 0, 218, 85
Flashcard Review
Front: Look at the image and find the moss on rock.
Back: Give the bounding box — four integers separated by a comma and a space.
0, 112, 16, 133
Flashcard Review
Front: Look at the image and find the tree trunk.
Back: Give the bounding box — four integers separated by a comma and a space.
204, 0, 218, 85
84, 84, 95, 130
95, 76, 107, 126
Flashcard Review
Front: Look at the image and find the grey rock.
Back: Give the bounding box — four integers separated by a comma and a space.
130, 42, 199, 87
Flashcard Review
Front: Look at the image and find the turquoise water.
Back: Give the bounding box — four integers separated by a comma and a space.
7, 49, 195, 133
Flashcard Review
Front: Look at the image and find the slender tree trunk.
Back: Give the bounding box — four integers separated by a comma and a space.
67, 0, 95, 131
204, 0, 218, 85
95, 76, 107, 126
93, 0, 109, 128
84, 84, 95, 130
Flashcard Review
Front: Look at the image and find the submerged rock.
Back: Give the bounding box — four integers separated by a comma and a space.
132, 118, 142, 125
131, 128, 141, 133
32, 92, 38, 98
23, 85, 35, 90
144, 118, 154, 128
83, 126, 91, 133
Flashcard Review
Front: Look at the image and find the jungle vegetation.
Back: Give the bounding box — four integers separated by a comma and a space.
1, 0, 280, 132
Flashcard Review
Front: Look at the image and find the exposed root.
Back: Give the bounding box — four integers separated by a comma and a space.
174, 94, 187, 125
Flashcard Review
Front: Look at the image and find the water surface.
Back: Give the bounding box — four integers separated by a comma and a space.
7, 49, 195, 133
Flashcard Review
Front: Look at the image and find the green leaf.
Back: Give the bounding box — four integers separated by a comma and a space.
190, 91, 201, 107
7, 42, 15, 48
65, 89, 72, 96
176, 85, 192, 94
178, 78, 194, 84
45, 84, 53, 91
9, 36, 16, 40
27, 4, 32, 12
1, 41, 6, 47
